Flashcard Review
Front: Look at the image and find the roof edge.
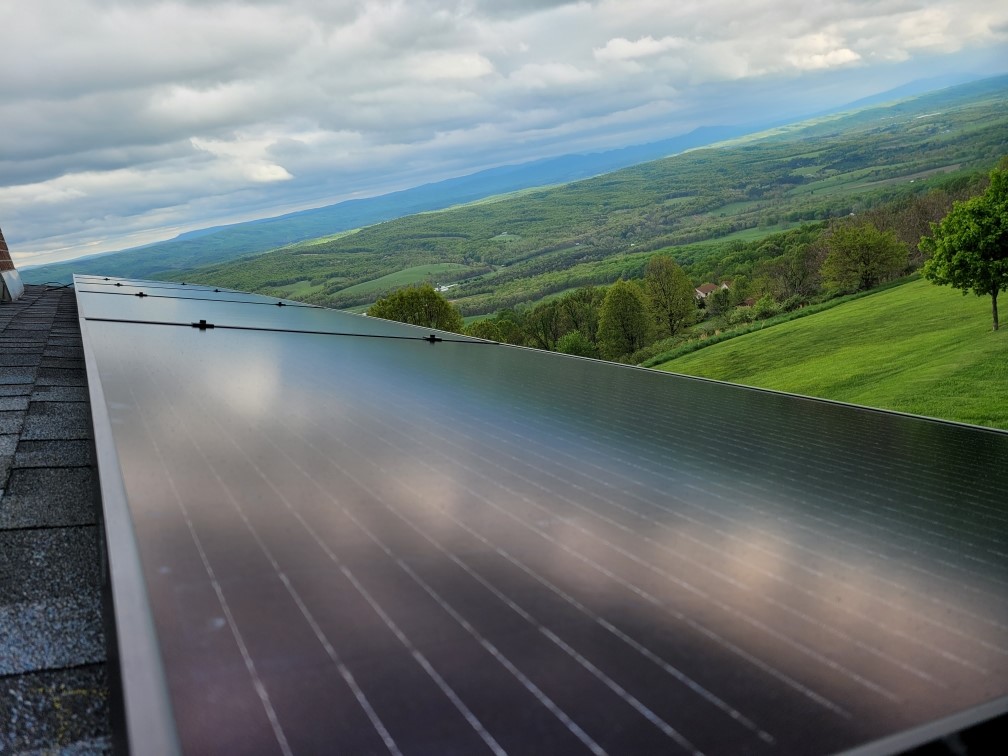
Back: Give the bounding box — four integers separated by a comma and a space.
78, 276, 181, 755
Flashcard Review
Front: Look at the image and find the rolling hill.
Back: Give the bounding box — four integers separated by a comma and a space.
20, 125, 752, 284
653, 278, 1008, 430
157, 75, 1008, 315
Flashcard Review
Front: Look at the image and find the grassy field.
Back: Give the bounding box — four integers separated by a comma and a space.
331, 263, 471, 297
654, 279, 1008, 429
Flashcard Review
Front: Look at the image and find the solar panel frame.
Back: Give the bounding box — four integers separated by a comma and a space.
77, 275, 1008, 755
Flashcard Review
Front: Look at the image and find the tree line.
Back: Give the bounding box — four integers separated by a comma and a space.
368, 160, 1007, 358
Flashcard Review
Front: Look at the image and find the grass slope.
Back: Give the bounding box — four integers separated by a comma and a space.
655, 279, 1008, 429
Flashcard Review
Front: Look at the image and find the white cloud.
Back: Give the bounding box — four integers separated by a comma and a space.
594, 35, 684, 62
1, 0, 1006, 265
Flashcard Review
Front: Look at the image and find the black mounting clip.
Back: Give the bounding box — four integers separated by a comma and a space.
135, 291, 147, 298
276, 301, 286, 307
192, 320, 215, 330
424, 334, 442, 344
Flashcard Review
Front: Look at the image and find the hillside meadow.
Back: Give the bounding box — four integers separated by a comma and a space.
654, 278, 1008, 430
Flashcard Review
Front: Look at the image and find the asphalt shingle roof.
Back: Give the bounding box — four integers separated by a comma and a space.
0, 284, 112, 754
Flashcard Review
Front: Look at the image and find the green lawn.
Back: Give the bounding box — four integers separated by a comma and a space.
655, 279, 1008, 429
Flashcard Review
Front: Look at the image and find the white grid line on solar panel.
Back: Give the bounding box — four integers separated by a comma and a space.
90, 326, 822, 753
280, 351, 1006, 675
646, 373, 1008, 501
121, 356, 403, 756
256, 426, 698, 756
251, 368, 854, 720
569, 361, 1008, 506
546, 360, 1008, 522
258, 402, 780, 745
76, 282, 1008, 524
126, 354, 509, 756
481, 378, 1008, 631
527, 382, 1008, 566
488, 370, 1008, 592
615, 389, 1008, 540
96, 284, 1008, 556
249, 416, 789, 748
276, 328, 1008, 697
135, 329, 710, 755
275, 369, 974, 696
113, 354, 295, 756
456, 404, 1008, 659
332, 398, 922, 698
82, 314, 1003, 753
191, 398, 611, 756
504, 412, 1008, 626
358, 394, 971, 681
315, 349, 1005, 680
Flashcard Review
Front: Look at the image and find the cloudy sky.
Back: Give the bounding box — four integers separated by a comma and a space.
2, 0, 1006, 267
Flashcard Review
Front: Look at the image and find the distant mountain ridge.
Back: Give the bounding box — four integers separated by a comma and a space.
21, 72, 1002, 285
21, 125, 751, 284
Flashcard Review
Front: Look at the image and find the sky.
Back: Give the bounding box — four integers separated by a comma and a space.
2, 1, 1006, 267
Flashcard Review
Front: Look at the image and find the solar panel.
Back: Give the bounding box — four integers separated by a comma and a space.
77, 275, 1008, 754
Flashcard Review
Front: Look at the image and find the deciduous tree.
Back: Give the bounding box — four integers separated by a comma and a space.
556, 330, 598, 358
921, 162, 1008, 330
597, 280, 654, 360
464, 319, 503, 341
557, 287, 603, 344
644, 254, 696, 337
820, 221, 907, 293
368, 284, 464, 332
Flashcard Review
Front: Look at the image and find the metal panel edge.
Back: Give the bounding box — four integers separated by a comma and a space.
499, 341, 1008, 437
77, 280, 181, 755
836, 695, 1008, 756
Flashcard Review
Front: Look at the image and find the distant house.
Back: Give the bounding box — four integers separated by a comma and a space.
695, 283, 720, 300
695, 281, 732, 300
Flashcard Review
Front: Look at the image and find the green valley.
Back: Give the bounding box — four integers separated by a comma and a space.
158, 76, 1008, 315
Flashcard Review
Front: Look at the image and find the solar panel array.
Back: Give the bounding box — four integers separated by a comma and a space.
76, 275, 1008, 755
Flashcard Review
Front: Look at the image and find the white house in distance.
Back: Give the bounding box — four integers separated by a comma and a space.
0, 226, 25, 302
694, 281, 730, 300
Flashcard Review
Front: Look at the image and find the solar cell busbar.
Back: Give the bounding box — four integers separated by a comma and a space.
76, 275, 1008, 755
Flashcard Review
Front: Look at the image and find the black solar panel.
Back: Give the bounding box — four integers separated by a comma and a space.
77, 275, 1008, 755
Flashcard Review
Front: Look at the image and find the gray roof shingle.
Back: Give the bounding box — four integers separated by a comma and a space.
0, 284, 112, 753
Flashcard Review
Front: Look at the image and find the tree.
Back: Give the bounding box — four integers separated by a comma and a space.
921, 163, 1008, 330
464, 319, 503, 341
757, 243, 821, 300
820, 221, 908, 293
557, 287, 603, 344
644, 254, 696, 337
523, 299, 565, 350
556, 330, 598, 358
597, 280, 654, 360
367, 284, 464, 332
703, 286, 733, 318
